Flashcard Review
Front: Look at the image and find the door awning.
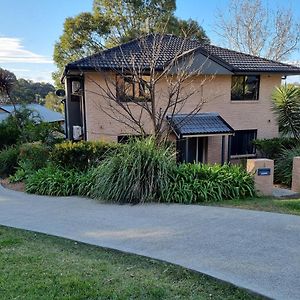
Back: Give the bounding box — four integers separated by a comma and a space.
167, 113, 234, 138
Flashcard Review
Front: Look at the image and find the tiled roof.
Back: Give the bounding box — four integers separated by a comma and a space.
167, 113, 234, 137
0, 104, 64, 123
65, 34, 300, 74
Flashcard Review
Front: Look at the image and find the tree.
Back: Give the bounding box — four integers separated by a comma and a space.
11, 78, 55, 104
45, 92, 64, 113
0, 68, 17, 108
85, 34, 214, 143
272, 84, 300, 140
214, 0, 300, 61
53, 0, 209, 86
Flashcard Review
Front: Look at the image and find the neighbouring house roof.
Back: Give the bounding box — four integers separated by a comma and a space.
0, 103, 64, 123
167, 113, 234, 138
64, 34, 300, 76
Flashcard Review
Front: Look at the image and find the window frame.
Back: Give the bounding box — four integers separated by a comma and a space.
116, 74, 151, 103
230, 129, 257, 157
231, 75, 260, 101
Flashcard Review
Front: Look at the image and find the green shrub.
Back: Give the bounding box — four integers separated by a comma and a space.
253, 137, 298, 159
19, 142, 49, 170
275, 146, 300, 186
0, 146, 19, 177
0, 118, 20, 150
25, 165, 92, 196
164, 163, 255, 203
9, 142, 50, 183
50, 140, 120, 170
90, 138, 176, 203
0, 108, 63, 150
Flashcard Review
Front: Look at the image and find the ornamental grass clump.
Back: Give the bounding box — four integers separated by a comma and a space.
90, 137, 176, 204
164, 163, 255, 203
25, 165, 97, 197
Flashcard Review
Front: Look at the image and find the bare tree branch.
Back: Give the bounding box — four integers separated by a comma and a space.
214, 0, 300, 61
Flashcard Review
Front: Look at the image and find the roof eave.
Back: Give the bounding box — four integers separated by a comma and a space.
233, 69, 300, 75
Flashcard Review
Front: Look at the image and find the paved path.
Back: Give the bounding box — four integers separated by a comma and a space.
0, 185, 300, 299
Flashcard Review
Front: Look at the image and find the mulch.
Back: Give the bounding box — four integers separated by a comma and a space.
0, 178, 25, 192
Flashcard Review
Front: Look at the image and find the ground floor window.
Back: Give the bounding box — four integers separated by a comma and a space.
176, 137, 207, 163
230, 129, 257, 156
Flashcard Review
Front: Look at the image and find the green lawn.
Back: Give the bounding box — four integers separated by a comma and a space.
207, 197, 300, 216
0, 226, 261, 300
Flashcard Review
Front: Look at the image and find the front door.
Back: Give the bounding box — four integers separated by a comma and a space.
177, 137, 207, 163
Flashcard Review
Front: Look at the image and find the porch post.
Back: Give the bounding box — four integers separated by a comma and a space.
221, 135, 225, 165
227, 135, 232, 163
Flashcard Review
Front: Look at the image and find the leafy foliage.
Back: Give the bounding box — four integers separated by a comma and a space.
25, 165, 96, 197
0, 117, 20, 150
53, 0, 209, 85
164, 163, 255, 203
11, 78, 55, 104
0, 107, 63, 149
90, 138, 176, 203
0, 68, 17, 102
50, 140, 119, 170
272, 85, 300, 140
275, 146, 300, 186
9, 142, 50, 183
0, 146, 19, 177
44, 92, 64, 113
253, 137, 299, 159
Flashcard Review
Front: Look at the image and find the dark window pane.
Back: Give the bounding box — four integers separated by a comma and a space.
231, 76, 244, 100
244, 76, 259, 100
116, 75, 151, 102
231, 75, 260, 101
230, 130, 257, 156
187, 137, 197, 163
176, 138, 186, 162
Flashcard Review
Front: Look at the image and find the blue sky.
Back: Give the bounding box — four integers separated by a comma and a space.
0, 0, 299, 84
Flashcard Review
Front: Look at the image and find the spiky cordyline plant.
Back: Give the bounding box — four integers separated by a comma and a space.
272, 84, 300, 141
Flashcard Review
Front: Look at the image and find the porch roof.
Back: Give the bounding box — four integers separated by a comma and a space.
167, 113, 234, 138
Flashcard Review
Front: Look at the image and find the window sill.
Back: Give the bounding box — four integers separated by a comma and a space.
230, 154, 257, 159
230, 100, 259, 104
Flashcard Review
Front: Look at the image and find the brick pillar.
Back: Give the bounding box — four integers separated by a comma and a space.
247, 159, 274, 196
292, 157, 300, 193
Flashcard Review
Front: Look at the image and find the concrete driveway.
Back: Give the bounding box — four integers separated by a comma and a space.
0, 184, 299, 300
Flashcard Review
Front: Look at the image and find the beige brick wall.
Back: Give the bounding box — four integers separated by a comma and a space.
83, 72, 281, 163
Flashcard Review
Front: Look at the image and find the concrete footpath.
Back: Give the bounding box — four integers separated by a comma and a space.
0, 184, 299, 299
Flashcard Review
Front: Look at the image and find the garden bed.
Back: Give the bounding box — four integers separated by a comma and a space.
0, 178, 25, 192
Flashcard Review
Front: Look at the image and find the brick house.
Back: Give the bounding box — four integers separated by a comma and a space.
62, 34, 300, 164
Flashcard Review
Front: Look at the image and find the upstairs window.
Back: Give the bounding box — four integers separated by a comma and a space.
230, 129, 257, 156
231, 75, 260, 100
116, 75, 151, 102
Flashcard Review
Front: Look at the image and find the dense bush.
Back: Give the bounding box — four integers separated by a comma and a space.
19, 142, 49, 170
0, 117, 20, 150
50, 140, 120, 170
0, 109, 64, 149
90, 138, 176, 203
275, 146, 300, 186
25, 165, 95, 196
253, 137, 298, 159
0, 146, 19, 177
9, 142, 49, 182
164, 163, 255, 203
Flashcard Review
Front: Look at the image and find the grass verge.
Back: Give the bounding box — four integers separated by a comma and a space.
207, 197, 300, 216
0, 225, 262, 300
